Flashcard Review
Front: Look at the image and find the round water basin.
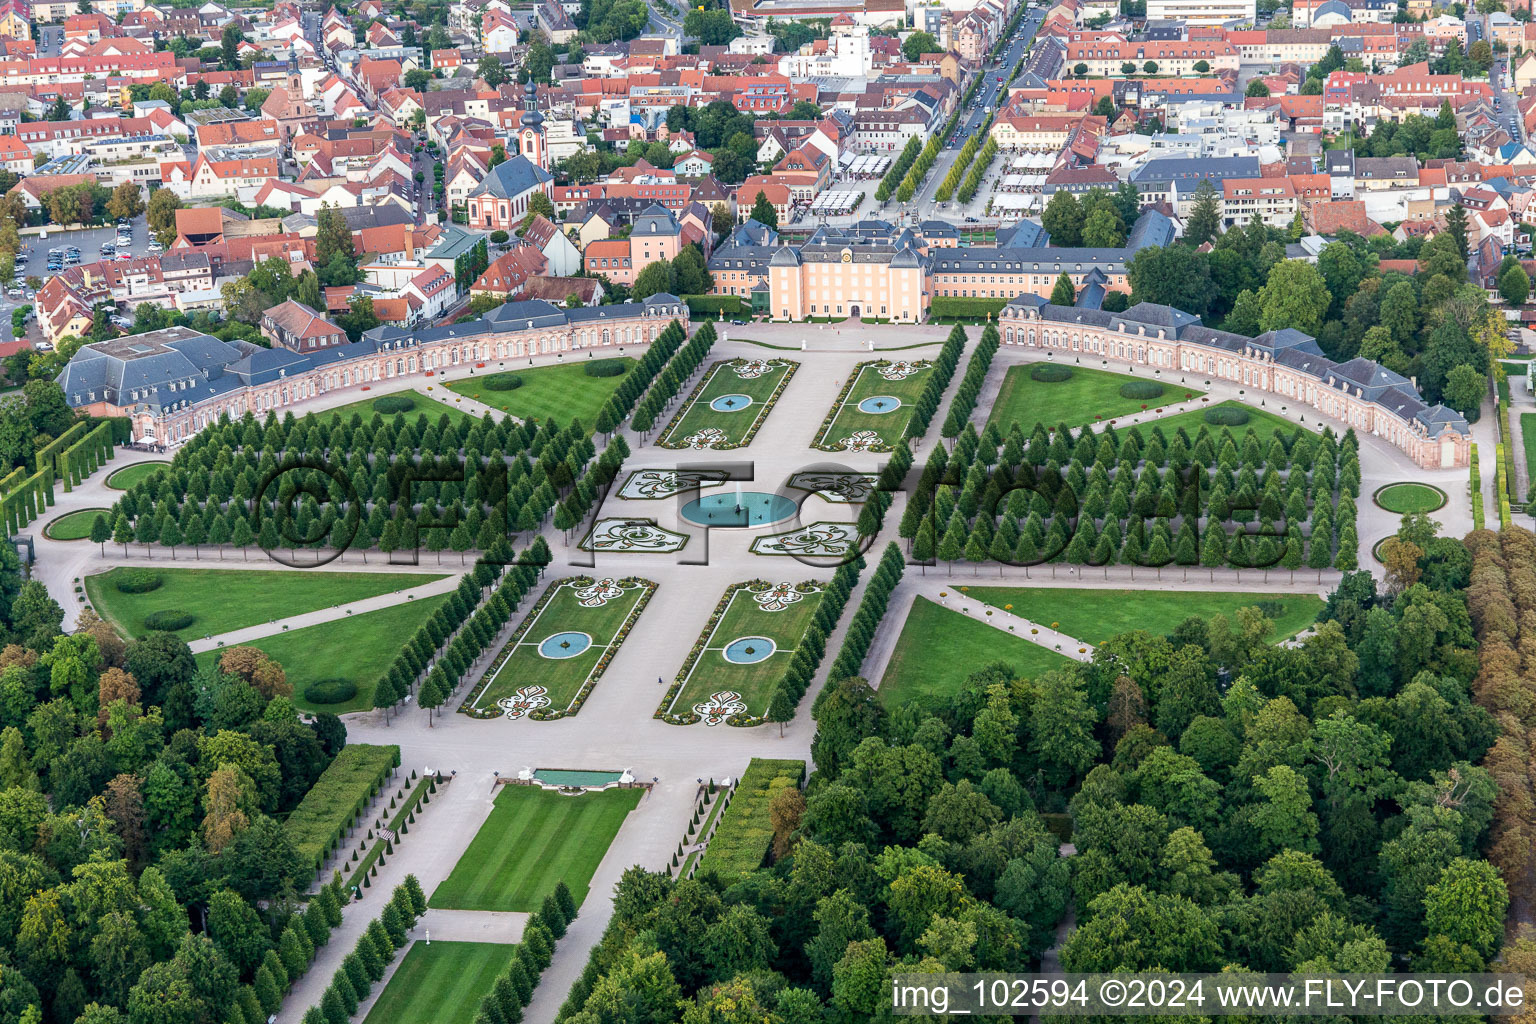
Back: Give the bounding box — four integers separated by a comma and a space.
709, 393, 753, 412
680, 491, 797, 528
538, 631, 593, 659
723, 636, 776, 664
858, 395, 901, 414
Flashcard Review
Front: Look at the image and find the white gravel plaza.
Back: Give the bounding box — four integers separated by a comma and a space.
27, 317, 1475, 1024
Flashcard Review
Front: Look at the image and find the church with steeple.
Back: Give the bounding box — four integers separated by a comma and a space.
465, 81, 554, 231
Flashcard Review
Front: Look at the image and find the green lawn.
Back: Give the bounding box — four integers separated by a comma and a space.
429, 785, 641, 912
1144, 401, 1316, 443
317, 389, 474, 428
87, 566, 446, 641
443, 359, 636, 431
1520, 413, 1536, 502
812, 360, 933, 452
1374, 483, 1447, 514
105, 461, 170, 491
965, 587, 1324, 645
194, 594, 450, 713
880, 596, 1071, 708
656, 358, 797, 449
361, 941, 511, 1024
44, 508, 111, 540
468, 577, 653, 714
987, 364, 1205, 432
667, 583, 824, 720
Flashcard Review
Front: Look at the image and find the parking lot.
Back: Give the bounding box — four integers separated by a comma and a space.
17, 213, 157, 283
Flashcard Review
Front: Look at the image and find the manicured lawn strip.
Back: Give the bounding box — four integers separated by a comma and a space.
361, 941, 511, 1024
86, 566, 446, 641
282, 744, 399, 872
318, 388, 474, 427
105, 461, 170, 490
680, 787, 731, 877
700, 759, 804, 883
443, 359, 636, 430
193, 595, 450, 714
1523, 413, 1536, 502
655, 358, 796, 448
987, 364, 1205, 432
1143, 401, 1317, 441
429, 785, 641, 912
670, 585, 824, 717
813, 361, 932, 450
1373, 483, 1446, 514
879, 597, 1070, 708
966, 587, 1325, 645
44, 508, 111, 540
471, 579, 649, 713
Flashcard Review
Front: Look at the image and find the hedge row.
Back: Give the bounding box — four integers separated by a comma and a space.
928, 296, 1007, 322
823, 541, 905, 686
298, 878, 427, 1024
683, 294, 749, 316
227, 875, 348, 1024
1472, 442, 1485, 531
593, 319, 688, 435
553, 438, 631, 536
941, 323, 999, 438
631, 322, 719, 433
764, 559, 863, 727
696, 758, 806, 883
283, 745, 401, 874
903, 324, 968, 442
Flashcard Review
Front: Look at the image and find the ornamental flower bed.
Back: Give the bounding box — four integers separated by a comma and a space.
809, 359, 932, 453
653, 358, 800, 450
531, 576, 656, 720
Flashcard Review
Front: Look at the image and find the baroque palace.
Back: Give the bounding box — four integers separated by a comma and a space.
56, 295, 689, 446
999, 295, 1471, 469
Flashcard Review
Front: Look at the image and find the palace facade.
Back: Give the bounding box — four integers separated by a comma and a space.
57, 295, 688, 445
999, 295, 1471, 469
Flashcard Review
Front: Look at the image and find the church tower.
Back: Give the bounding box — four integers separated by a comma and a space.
517, 81, 547, 170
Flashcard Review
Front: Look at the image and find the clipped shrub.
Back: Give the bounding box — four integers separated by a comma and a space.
115, 569, 162, 593
482, 373, 524, 392
1118, 381, 1165, 399
142, 609, 195, 631
584, 359, 627, 378
1204, 406, 1251, 426
306, 679, 360, 705
1030, 364, 1073, 382
372, 396, 416, 414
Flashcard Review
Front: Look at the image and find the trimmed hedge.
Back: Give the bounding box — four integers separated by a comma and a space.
699, 758, 805, 882
483, 373, 524, 391
372, 396, 415, 414
1118, 381, 1165, 399
1204, 406, 1251, 426
115, 570, 162, 594
306, 679, 359, 705
929, 296, 1006, 320
584, 359, 627, 378
283, 744, 401, 873
1030, 364, 1073, 383
683, 294, 749, 316
142, 609, 194, 631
